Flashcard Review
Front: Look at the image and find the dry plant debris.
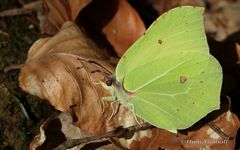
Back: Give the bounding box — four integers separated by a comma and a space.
0, 0, 239, 149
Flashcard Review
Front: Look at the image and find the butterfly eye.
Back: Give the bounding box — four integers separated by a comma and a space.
105, 78, 113, 86
105, 76, 116, 86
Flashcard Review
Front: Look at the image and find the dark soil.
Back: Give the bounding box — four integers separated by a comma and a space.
0, 1, 54, 149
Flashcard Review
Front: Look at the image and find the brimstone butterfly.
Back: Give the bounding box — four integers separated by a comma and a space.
105, 6, 222, 131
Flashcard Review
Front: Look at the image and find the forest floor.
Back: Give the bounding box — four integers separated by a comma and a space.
0, 0, 239, 150
0, 1, 54, 149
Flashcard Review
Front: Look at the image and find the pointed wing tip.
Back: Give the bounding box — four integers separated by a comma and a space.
173, 6, 205, 14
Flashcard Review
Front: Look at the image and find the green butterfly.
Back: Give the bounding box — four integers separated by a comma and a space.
104, 6, 222, 131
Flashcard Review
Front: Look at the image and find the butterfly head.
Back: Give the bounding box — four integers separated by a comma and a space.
105, 75, 116, 86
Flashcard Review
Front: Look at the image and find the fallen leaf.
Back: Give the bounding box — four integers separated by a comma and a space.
30, 113, 69, 150
147, 0, 205, 14
76, 0, 146, 57
19, 22, 118, 135
0, 1, 42, 17
38, 0, 92, 34
100, 0, 146, 56
18, 22, 150, 150
30, 113, 117, 150
38, 0, 145, 56
204, 0, 240, 41
235, 43, 240, 64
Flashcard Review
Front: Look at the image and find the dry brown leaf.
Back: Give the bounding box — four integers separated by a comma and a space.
0, 1, 43, 17
38, 0, 92, 34
30, 113, 86, 150
30, 113, 119, 150
39, 0, 145, 57
204, 0, 240, 41
100, 0, 146, 56
19, 22, 148, 149
77, 0, 146, 57
19, 22, 118, 134
147, 0, 205, 15
236, 43, 240, 64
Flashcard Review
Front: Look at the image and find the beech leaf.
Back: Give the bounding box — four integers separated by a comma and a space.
38, 0, 145, 56
19, 22, 116, 134
38, 0, 92, 34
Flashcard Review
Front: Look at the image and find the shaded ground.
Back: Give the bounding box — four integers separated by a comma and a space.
0, 1, 54, 149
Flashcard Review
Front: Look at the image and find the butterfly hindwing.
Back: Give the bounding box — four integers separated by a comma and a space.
127, 55, 222, 129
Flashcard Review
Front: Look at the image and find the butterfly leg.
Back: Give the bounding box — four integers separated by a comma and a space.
128, 103, 143, 126
101, 96, 120, 120
101, 96, 116, 101
100, 96, 115, 116
108, 101, 120, 121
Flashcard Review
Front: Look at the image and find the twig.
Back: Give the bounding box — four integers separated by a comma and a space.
0, 30, 9, 36
63, 123, 153, 149
207, 121, 233, 140
0, 1, 43, 17
3, 64, 24, 72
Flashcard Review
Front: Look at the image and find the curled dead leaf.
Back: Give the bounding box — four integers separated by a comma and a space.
38, 0, 145, 56
235, 43, 240, 64
100, 0, 146, 56
38, 0, 92, 34
148, 0, 205, 15
19, 22, 117, 134
19, 22, 148, 149
76, 0, 146, 56
30, 113, 117, 150
204, 0, 240, 41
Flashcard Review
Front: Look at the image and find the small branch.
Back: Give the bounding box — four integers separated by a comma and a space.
63, 123, 153, 149
3, 64, 24, 72
0, 1, 42, 17
0, 30, 9, 36
207, 121, 233, 140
